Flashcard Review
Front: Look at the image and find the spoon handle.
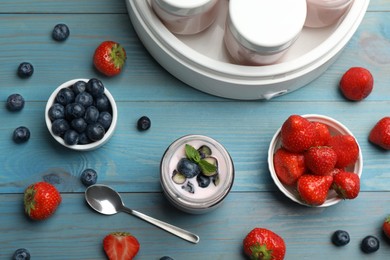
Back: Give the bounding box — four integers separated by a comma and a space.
122, 206, 200, 244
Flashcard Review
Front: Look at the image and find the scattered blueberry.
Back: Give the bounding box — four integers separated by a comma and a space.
75, 92, 93, 108
17, 62, 34, 78
51, 119, 70, 136
160, 257, 174, 260
137, 116, 151, 131
52, 23, 70, 41
196, 174, 211, 188
56, 88, 75, 106
331, 230, 350, 246
48, 103, 65, 121
84, 106, 99, 123
98, 111, 112, 130
86, 78, 104, 97
80, 168, 98, 187
65, 103, 85, 120
71, 118, 87, 133
7, 94, 25, 111
86, 123, 105, 141
361, 235, 380, 253
12, 248, 31, 260
177, 158, 200, 178
13, 126, 30, 144
71, 80, 87, 95
64, 129, 79, 145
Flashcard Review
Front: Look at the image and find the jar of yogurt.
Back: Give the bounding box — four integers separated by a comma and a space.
305, 0, 354, 28
160, 135, 234, 214
224, 0, 307, 65
151, 0, 219, 35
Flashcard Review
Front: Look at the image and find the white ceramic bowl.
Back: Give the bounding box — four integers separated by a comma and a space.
45, 79, 118, 151
126, 0, 369, 100
268, 114, 363, 207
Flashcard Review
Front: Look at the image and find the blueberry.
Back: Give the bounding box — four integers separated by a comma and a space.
137, 116, 151, 131
331, 230, 350, 246
80, 168, 98, 186
63, 129, 79, 145
98, 111, 112, 130
17, 62, 34, 78
95, 94, 110, 112
86, 123, 105, 141
75, 91, 94, 108
84, 106, 99, 123
65, 103, 85, 120
7, 94, 25, 111
177, 158, 200, 178
361, 235, 380, 253
48, 103, 65, 121
51, 119, 70, 136
182, 182, 195, 194
198, 145, 212, 158
13, 126, 30, 144
56, 88, 75, 106
71, 80, 87, 95
197, 174, 211, 188
160, 257, 174, 260
12, 248, 31, 260
52, 23, 70, 41
71, 118, 87, 133
86, 78, 104, 97
78, 132, 91, 144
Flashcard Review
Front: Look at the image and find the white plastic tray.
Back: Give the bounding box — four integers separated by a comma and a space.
126, 0, 370, 100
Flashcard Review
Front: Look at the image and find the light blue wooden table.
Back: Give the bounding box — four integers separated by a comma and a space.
1, 0, 390, 259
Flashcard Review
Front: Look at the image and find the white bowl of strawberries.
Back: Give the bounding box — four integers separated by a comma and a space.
268, 114, 363, 207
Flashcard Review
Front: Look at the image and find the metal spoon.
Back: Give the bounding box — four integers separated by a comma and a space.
85, 184, 200, 244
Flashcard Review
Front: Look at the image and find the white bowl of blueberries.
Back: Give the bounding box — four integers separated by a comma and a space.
45, 78, 117, 151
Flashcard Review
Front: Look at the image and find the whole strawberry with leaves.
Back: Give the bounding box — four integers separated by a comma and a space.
281, 115, 315, 153
304, 146, 337, 175
327, 134, 359, 168
273, 148, 305, 185
369, 117, 390, 150
103, 232, 140, 260
93, 41, 127, 77
243, 227, 286, 260
24, 181, 62, 220
332, 171, 360, 199
297, 174, 333, 206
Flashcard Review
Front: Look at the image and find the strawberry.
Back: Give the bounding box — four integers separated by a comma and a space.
332, 171, 360, 199
382, 215, 390, 239
273, 148, 306, 185
312, 122, 331, 146
93, 41, 126, 77
103, 232, 140, 260
243, 227, 286, 260
369, 117, 390, 150
339, 67, 374, 101
24, 181, 62, 220
297, 174, 333, 206
304, 146, 337, 175
281, 115, 316, 153
327, 134, 359, 168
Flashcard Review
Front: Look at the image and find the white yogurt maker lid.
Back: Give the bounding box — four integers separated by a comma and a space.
228, 0, 307, 53
154, 0, 217, 16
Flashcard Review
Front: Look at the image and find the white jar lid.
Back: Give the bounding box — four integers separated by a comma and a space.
228, 0, 307, 53
307, 0, 354, 8
154, 0, 218, 16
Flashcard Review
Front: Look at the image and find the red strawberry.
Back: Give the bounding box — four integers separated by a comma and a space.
281, 115, 316, 153
382, 215, 390, 239
273, 148, 306, 185
297, 174, 333, 206
312, 122, 331, 146
339, 67, 373, 101
24, 182, 62, 220
304, 146, 337, 175
332, 171, 360, 199
369, 117, 390, 150
93, 41, 127, 77
327, 135, 359, 168
243, 227, 286, 260
103, 232, 140, 260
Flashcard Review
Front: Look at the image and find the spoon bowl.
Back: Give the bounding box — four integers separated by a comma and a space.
85, 184, 200, 244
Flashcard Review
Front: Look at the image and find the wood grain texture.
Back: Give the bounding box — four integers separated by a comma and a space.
1, 0, 390, 259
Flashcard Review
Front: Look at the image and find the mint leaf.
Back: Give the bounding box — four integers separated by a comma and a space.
185, 144, 200, 163
198, 159, 217, 176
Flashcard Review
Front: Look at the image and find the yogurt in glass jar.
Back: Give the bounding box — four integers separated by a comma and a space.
305, 0, 354, 28
160, 135, 234, 214
151, 0, 219, 35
